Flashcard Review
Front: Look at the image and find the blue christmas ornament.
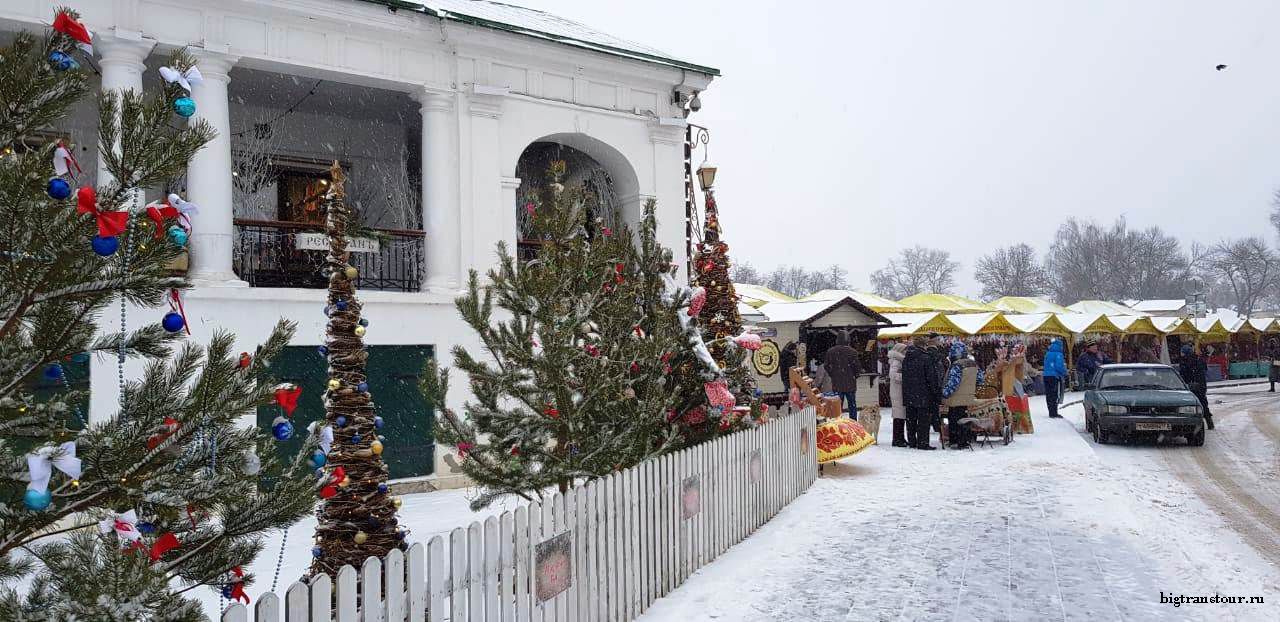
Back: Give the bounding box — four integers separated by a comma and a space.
351, 433, 362, 444
173, 96, 196, 118
357, 382, 368, 393
323, 305, 332, 316
310, 450, 327, 468
312, 546, 324, 558
43, 363, 63, 380
336, 415, 347, 427
377, 483, 388, 494
374, 416, 383, 429
167, 225, 188, 247
317, 345, 328, 356
221, 585, 233, 598
92, 235, 119, 256
335, 300, 348, 311
162, 311, 185, 333
138, 522, 156, 534
49, 51, 77, 71
47, 178, 71, 200
272, 419, 294, 441
359, 318, 369, 327
23, 489, 52, 511
71, 352, 90, 364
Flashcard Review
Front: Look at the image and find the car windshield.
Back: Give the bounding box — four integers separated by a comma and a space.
1097, 368, 1186, 391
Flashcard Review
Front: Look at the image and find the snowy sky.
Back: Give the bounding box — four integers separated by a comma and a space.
511, 0, 1280, 297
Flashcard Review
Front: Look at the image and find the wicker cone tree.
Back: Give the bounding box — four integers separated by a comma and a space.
310, 162, 403, 576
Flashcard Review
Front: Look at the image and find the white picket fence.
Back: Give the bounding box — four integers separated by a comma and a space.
223, 407, 817, 622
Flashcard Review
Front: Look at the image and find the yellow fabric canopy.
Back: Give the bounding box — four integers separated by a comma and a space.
1193, 318, 1231, 342
801, 289, 925, 313
897, 293, 996, 313
1150, 317, 1196, 335
733, 283, 795, 308
990, 296, 1072, 314
946, 312, 1021, 335
1004, 313, 1072, 337
877, 312, 966, 339
1107, 315, 1162, 336
1248, 318, 1280, 333
1057, 313, 1123, 335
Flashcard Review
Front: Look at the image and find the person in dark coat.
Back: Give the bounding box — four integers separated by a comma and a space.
926, 334, 948, 432
902, 335, 942, 450
779, 341, 798, 394
1178, 344, 1214, 430
1075, 341, 1111, 389
1266, 338, 1279, 393
824, 331, 862, 418
1042, 338, 1068, 418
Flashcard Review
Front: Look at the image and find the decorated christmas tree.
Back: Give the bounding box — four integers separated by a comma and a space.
309, 163, 403, 576
0, 11, 316, 618
422, 168, 727, 509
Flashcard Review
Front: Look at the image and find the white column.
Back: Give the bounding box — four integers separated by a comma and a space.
648, 121, 690, 283
466, 86, 507, 281
185, 50, 245, 285
414, 86, 460, 292
94, 30, 155, 188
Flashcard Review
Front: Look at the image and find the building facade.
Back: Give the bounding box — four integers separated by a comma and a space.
0, 0, 716, 486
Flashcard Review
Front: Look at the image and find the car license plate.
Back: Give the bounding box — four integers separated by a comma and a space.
1135, 423, 1171, 431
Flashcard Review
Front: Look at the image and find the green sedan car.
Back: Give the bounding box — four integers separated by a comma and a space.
1083, 364, 1206, 446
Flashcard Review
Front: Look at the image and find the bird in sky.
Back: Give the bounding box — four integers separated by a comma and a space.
1215, 64, 1228, 71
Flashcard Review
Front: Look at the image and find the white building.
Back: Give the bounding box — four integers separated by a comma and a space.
2, 0, 716, 487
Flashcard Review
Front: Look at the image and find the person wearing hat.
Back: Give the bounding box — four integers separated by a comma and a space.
1178, 344, 1214, 430
1075, 340, 1111, 390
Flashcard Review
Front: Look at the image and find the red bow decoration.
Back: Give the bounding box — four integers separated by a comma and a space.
130, 532, 180, 562
543, 404, 560, 419
238, 352, 252, 369
146, 203, 179, 238
145, 417, 180, 450
274, 386, 302, 416
228, 567, 250, 604
52, 11, 93, 53
319, 466, 346, 499
76, 187, 128, 238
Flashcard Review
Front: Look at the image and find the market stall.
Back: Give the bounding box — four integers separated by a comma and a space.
876, 312, 968, 340
802, 289, 925, 313
1193, 318, 1233, 381
752, 297, 895, 397
733, 283, 795, 308
1107, 315, 1163, 363
897, 292, 997, 313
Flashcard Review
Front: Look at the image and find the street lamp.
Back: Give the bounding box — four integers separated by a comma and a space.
696, 160, 717, 191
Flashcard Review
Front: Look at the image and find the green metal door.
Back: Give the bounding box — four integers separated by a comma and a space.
257, 345, 435, 479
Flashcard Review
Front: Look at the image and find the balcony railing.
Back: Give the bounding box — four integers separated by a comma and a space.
233, 219, 424, 292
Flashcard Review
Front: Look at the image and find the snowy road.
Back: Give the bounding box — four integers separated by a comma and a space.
641, 387, 1280, 622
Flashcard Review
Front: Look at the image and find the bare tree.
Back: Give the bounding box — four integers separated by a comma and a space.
730, 261, 764, 285
1046, 218, 1189, 303
973, 243, 1050, 299
1271, 189, 1280, 241
870, 246, 960, 299
731, 263, 850, 297
1205, 237, 1280, 316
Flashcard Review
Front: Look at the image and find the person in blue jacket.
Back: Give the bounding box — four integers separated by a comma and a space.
1042, 338, 1068, 419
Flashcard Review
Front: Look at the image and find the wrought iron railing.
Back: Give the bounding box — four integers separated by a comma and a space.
233, 219, 424, 292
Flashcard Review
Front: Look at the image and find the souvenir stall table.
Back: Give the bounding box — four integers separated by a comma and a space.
1230, 318, 1280, 378
1193, 318, 1232, 382
788, 367, 874, 465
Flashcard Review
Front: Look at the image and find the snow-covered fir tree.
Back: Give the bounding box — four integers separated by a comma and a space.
0, 11, 316, 619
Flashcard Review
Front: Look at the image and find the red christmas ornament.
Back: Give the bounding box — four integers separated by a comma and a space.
583, 344, 600, 357
543, 404, 560, 419
145, 417, 180, 450
629, 361, 640, 374
238, 352, 252, 368
457, 441, 474, 458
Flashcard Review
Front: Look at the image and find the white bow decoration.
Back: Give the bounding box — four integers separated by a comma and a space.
52, 144, 79, 177
167, 193, 198, 217
98, 509, 142, 543
26, 441, 82, 493
309, 421, 334, 455
159, 65, 203, 92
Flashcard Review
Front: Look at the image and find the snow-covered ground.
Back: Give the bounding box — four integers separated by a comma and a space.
639, 386, 1280, 622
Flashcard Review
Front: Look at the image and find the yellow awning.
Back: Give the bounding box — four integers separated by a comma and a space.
1107, 315, 1162, 336
1247, 318, 1280, 333
733, 283, 795, 308
1004, 313, 1073, 337
1056, 313, 1123, 335
877, 312, 967, 339
990, 296, 1072, 314
1151, 317, 1197, 335
946, 312, 1021, 335
897, 293, 996, 313
1193, 318, 1231, 342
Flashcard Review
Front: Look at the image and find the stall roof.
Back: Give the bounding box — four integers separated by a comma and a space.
733, 283, 796, 308
877, 312, 967, 339
989, 296, 1072, 314
1107, 315, 1162, 336
1248, 318, 1280, 333
738, 302, 767, 322
802, 289, 925, 313
946, 312, 1021, 335
1004, 313, 1072, 337
1129, 299, 1187, 313
1193, 317, 1231, 341
1067, 300, 1148, 316
756, 297, 892, 327
1057, 313, 1123, 335
896, 293, 996, 313
1151, 316, 1196, 335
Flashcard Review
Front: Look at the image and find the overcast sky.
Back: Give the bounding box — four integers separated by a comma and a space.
515, 0, 1280, 297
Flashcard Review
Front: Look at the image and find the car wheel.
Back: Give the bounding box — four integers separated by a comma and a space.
1085, 412, 1095, 434
1188, 428, 1205, 447
1092, 421, 1107, 444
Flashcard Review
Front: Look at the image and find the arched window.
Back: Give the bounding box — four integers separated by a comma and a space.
514, 141, 625, 261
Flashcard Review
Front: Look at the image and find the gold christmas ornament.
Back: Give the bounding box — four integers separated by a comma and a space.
344, 266, 358, 279
327, 379, 340, 390
392, 497, 403, 509
354, 326, 366, 337
370, 439, 384, 455
353, 531, 368, 544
